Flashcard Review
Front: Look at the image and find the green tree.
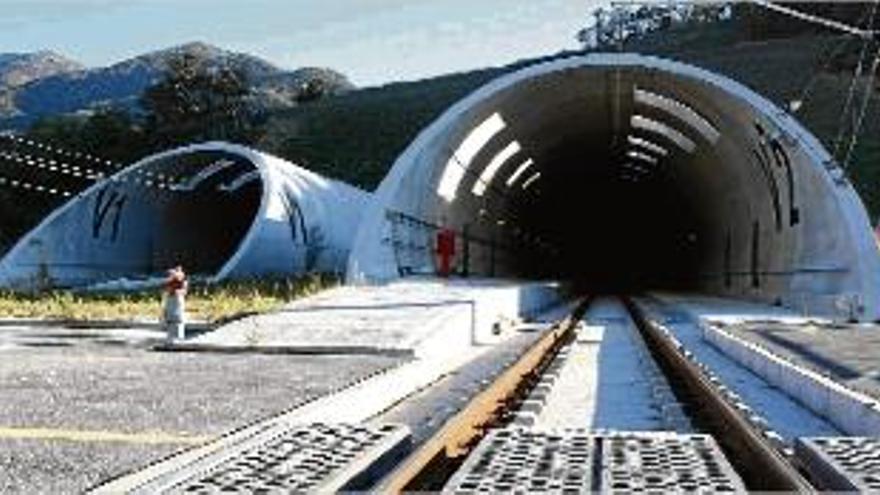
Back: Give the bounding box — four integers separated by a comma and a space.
28, 109, 148, 165
141, 53, 257, 148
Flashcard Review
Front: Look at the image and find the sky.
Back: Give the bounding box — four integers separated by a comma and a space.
0, 0, 602, 87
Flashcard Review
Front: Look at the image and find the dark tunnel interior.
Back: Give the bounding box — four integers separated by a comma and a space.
144, 150, 263, 276
424, 67, 785, 297
507, 141, 709, 293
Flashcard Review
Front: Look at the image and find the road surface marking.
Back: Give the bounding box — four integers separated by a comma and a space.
0, 426, 213, 445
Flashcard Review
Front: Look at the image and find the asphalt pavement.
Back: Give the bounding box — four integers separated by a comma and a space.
0, 324, 403, 493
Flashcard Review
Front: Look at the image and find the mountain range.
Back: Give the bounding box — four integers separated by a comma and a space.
0, 42, 354, 130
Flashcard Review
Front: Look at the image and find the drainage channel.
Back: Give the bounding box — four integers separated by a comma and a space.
381, 296, 820, 492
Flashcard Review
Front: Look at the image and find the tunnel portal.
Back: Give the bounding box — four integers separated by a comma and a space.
348, 54, 880, 319
0, 142, 371, 288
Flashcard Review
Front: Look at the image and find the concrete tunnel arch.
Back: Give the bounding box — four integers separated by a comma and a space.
348, 53, 880, 320
0, 142, 370, 288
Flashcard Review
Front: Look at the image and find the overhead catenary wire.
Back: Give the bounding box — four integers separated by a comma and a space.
0, 150, 106, 181
830, 2, 879, 161
791, 4, 878, 114
0, 138, 192, 193
749, 0, 879, 40
0, 133, 181, 183
0, 174, 72, 197
0, 148, 182, 194
841, 44, 880, 170
0, 133, 120, 170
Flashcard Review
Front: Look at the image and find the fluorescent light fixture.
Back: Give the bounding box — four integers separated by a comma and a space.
437, 112, 506, 201
634, 87, 721, 144
627, 135, 669, 156
522, 172, 541, 190
621, 162, 650, 174
631, 115, 696, 153
219, 170, 260, 192
173, 159, 235, 191
473, 141, 521, 196
627, 150, 659, 165
506, 158, 534, 186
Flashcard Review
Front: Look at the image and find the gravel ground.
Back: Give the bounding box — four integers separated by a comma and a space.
0, 333, 403, 494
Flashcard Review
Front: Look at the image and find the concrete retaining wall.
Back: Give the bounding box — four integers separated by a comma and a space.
408, 280, 565, 359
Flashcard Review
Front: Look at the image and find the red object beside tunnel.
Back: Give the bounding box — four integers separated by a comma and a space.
436, 227, 456, 277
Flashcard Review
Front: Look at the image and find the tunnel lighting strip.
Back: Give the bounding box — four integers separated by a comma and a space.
472, 141, 521, 196
627, 150, 659, 165
621, 162, 650, 174
218, 170, 261, 192
627, 135, 669, 157
505, 158, 534, 187
634, 87, 721, 144
437, 112, 507, 202
631, 115, 696, 153
171, 159, 235, 191
521, 172, 541, 190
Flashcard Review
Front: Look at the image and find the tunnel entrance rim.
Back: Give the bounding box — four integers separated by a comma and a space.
347, 53, 880, 320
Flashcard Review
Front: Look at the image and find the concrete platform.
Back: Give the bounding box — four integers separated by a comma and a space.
172, 278, 563, 358
97, 282, 571, 492
714, 320, 880, 400
651, 293, 880, 436
640, 295, 841, 441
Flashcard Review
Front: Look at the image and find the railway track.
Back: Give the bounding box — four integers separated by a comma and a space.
379, 296, 819, 492
98, 295, 864, 493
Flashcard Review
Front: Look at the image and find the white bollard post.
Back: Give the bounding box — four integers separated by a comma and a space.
162, 266, 188, 342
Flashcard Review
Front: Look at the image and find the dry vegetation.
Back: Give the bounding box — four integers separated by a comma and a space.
0, 273, 336, 323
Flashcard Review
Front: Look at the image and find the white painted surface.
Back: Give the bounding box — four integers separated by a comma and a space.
532, 298, 682, 432
0, 142, 371, 288
703, 324, 880, 435
637, 297, 840, 441
661, 293, 880, 435
653, 292, 831, 326
182, 278, 564, 356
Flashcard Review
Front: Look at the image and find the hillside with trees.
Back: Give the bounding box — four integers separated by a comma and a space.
1, 3, 878, 254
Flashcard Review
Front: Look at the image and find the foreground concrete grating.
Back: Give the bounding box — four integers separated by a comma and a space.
122, 423, 410, 494
444, 429, 745, 493
602, 432, 744, 493
796, 437, 880, 491
444, 428, 594, 493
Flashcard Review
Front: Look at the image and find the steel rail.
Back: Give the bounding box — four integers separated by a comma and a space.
623, 297, 814, 492
377, 301, 587, 493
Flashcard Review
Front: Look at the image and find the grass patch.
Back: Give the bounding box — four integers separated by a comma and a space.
0, 273, 337, 324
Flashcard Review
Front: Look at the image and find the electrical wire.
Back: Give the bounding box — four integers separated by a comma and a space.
750, 0, 878, 39
792, 5, 877, 114
0, 174, 72, 197
842, 44, 880, 170
833, 1, 879, 163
